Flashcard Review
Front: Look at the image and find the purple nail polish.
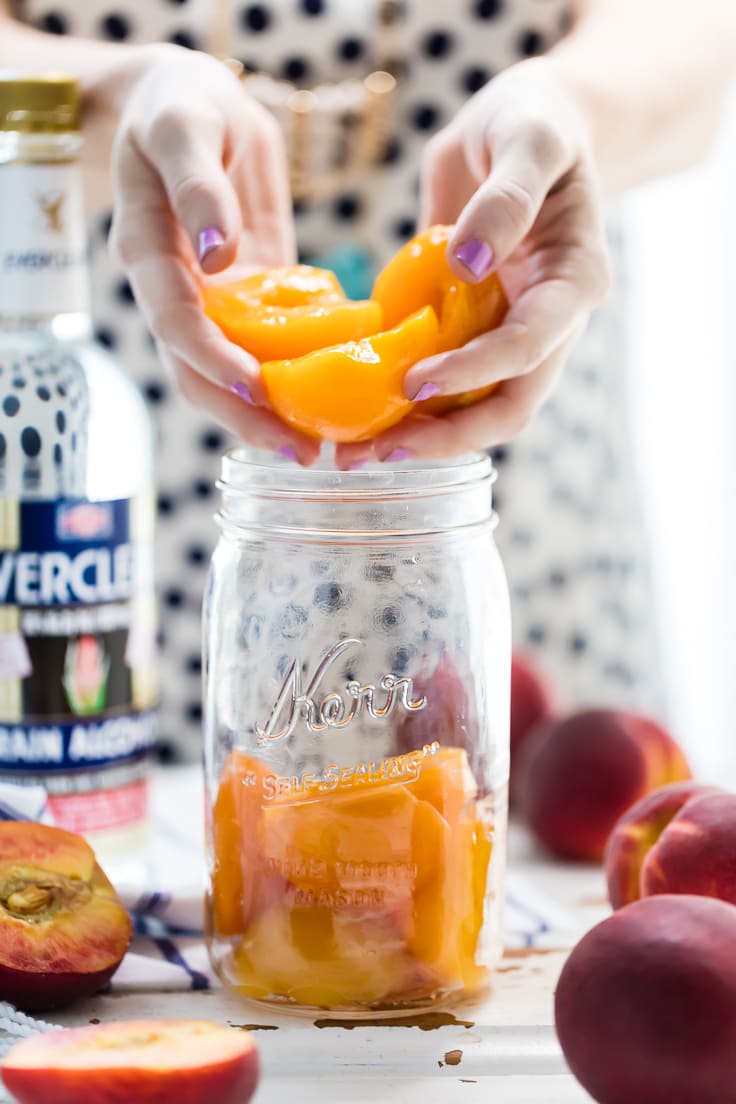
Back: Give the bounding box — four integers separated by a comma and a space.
277, 445, 298, 462
198, 226, 225, 264
231, 382, 254, 405
349, 460, 368, 471
410, 382, 441, 403
454, 239, 494, 280
383, 447, 414, 464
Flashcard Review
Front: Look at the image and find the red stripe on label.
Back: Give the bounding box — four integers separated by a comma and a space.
47, 779, 148, 833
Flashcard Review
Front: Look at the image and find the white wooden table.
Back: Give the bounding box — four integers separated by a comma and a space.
24, 769, 612, 1102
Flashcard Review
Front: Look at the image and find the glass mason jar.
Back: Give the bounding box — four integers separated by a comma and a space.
204, 449, 510, 1015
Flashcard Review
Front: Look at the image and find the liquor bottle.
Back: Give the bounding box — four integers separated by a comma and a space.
0, 75, 156, 875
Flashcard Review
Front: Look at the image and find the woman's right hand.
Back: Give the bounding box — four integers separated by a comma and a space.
110, 45, 320, 465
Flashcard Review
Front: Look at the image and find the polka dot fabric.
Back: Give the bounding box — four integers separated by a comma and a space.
12, 0, 663, 758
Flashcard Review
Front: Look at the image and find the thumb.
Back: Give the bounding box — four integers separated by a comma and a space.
448, 129, 565, 283
146, 110, 242, 274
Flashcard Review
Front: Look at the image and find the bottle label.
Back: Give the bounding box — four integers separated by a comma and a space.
0, 162, 90, 317
0, 495, 156, 821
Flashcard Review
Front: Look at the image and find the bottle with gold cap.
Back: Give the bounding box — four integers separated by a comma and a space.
0, 74, 156, 879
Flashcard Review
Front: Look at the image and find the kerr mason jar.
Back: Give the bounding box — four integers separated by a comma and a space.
204, 450, 510, 1015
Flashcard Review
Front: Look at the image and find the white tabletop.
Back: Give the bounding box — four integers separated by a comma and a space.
35, 768, 609, 1103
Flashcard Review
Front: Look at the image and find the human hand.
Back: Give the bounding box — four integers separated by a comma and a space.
337, 57, 611, 468
110, 45, 320, 465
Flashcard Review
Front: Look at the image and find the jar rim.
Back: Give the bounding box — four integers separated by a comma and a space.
219, 446, 495, 500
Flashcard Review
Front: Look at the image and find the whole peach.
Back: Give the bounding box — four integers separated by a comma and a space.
395, 654, 489, 783
555, 895, 736, 1104
510, 653, 555, 768
605, 781, 718, 909
641, 791, 736, 904
518, 710, 691, 860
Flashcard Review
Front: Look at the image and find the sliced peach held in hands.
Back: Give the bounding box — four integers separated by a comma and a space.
203, 229, 508, 443
518, 710, 692, 861
372, 224, 508, 414
202, 265, 383, 361
604, 781, 717, 909
1, 1020, 260, 1104
0, 822, 131, 1010
262, 306, 439, 442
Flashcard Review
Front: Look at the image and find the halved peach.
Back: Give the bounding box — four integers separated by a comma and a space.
261, 306, 439, 442
0, 822, 131, 1010
371, 225, 508, 414
1, 1020, 259, 1104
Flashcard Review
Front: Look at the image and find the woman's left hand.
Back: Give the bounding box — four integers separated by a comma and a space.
337, 57, 611, 468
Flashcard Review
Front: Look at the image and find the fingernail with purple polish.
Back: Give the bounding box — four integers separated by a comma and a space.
383, 447, 414, 464
277, 445, 298, 462
349, 460, 368, 471
410, 381, 441, 403
454, 238, 494, 279
231, 382, 254, 405
198, 226, 225, 264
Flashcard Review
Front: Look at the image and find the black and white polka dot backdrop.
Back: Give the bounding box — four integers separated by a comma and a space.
11, 0, 663, 758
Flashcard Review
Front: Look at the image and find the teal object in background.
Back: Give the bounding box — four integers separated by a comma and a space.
305, 244, 377, 301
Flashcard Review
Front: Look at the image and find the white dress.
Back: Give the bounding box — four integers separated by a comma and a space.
13, 0, 663, 760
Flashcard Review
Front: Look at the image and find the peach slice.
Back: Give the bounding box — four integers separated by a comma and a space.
1, 1020, 259, 1104
371, 224, 508, 414
408, 746, 478, 826
202, 265, 383, 362
259, 784, 448, 895
261, 305, 439, 443
0, 822, 131, 1010
232, 900, 429, 1008
210, 752, 285, 937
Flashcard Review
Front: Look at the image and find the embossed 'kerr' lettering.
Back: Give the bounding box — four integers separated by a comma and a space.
255, 637, 427, 744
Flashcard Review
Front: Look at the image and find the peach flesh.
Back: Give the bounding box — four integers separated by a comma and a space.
0, 822, 131, 1010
